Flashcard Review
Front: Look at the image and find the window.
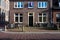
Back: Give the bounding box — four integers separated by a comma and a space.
56, 14, 60, 22
15, 13, 23, 23
58, 0, 60, 7
14, 2, 24, 8
39, 13, 46, 23
28, 2, 34, 8
38, 2, 47, 8
59, 2, 60, 7
20, 14, 23, 22
15, 14, 18, 22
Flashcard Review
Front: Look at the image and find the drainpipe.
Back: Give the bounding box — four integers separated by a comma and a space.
48, 0, 52, 27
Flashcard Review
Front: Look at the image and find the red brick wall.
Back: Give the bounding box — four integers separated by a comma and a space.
9, 0, 50, 26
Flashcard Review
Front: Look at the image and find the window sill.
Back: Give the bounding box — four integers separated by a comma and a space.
28, 7, 34, 8
14, 8, 23, 9
14, 22, 23, 23
37, 22, 47, 23
37, 7, 47, 9
14, 7, 24, 9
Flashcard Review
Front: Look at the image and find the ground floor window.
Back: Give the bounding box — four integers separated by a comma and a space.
56, 13, 60, 22
38, 13, 47, 23
14, 13, 23, 23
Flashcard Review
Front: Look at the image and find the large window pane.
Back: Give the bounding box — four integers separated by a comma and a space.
15, 14, 18, 17
28, 2, 34, 8
43, 17, 46, 22
15, 17, 18, 22
42, 2, 44, 8
45, 2, 47, 7
21, 2, 24, 7
43, 13, 46, 17
18, 2, 24, 8
39, 14, 42, 16
20, 14, 23, 22
20, 14, 23, 17
20, 17, 23, 22
38, 2, 47, 8
38, 2, 42, 8
39, 17, 42, 22
14, 2, 24, 8
18, 2, 21, 7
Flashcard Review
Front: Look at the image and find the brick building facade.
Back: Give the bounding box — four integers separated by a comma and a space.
9, 0, 52, 27
9, 0, 60, 28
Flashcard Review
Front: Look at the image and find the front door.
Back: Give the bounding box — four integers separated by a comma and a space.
29, 13, 33, 26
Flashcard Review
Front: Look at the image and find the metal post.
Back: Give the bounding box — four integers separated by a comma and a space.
5, 25, 7, 32
22, 26, 23, 32
57, 23, 59, 30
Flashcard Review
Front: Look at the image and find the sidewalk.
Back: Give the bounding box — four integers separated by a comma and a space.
0, 31, 60, 40
1, 27, 60, 34
4, 27, 60, 32
1, 31, 60, 34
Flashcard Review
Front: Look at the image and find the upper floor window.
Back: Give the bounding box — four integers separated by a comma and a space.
14, 2, 24, 8
28, 2, 34, 8
38, 2, 47, 8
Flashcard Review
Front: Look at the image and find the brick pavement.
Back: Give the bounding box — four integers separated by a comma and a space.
0, 32, 60, 40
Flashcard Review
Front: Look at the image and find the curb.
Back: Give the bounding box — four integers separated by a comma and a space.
1, 31, 60, 34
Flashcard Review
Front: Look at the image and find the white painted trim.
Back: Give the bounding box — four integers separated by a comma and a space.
42, 13, 43, 22
14, 14, 15, 23
14, 2, 17, 8
28, 12, 34, 26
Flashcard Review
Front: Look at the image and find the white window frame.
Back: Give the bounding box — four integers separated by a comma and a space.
59, 2, 60, 7
14, 14, 23, 23
14, 2, 24, 8
28, 2, 34, 8
38, 2, 47, 8
38, 13, 47, 23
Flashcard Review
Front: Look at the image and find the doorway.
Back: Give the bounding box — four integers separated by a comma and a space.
28, 13, 33, 26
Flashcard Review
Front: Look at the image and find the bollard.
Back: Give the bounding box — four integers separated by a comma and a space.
22, 26, 24, 32
5, 25, 7, 32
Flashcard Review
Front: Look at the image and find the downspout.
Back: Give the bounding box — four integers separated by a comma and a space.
48, 0, 52, 27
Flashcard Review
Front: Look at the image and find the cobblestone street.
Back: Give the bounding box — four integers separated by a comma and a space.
0, 32, 60, 40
